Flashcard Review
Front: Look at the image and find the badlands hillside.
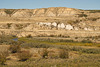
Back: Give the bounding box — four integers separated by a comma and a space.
0, 7, 100, 37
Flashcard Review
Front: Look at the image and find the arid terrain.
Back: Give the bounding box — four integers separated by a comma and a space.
0, 7, 100, 67
0, 7, 100, 37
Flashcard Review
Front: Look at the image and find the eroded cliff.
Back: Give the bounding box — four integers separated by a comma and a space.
0, 7, 100, 37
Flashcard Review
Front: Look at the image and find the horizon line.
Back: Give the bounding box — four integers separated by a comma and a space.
0, 7, 100, 10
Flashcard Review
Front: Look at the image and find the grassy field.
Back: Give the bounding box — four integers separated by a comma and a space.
0, 35, 100, 67
19, 37, 100, 47
0, 45, 100, 67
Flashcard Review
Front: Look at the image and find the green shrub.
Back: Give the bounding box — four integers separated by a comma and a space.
17, 50, 32, 61
49, 34, 56, 37
0, 54, 6, 65
89, 18, 98, 21
4, 9, 15, 14
15, 24, 23, 29
59, 49, 69, 59
0, 35, 19, 45
75, 37, 78, 39
87, 10, 100, 13
70, 46, 100, 54
41, 48, 48, 58
0, 35, 11, 44
67, 20, 79, 25
78, 14, 87, 17
26, 34, 32, 38
9, 45, 21, 53
21, 42, 52, 48
81, 40, 92, 43
0, 50, 9, 65
81, 48, 100, 54
71, 46, 83, 51
7, 23, 12, 28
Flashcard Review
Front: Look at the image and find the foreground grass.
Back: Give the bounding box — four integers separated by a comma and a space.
1, 36, 100, 67
0, 54, 100, 67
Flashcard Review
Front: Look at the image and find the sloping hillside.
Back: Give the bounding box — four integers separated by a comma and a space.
0, 7, 100, 37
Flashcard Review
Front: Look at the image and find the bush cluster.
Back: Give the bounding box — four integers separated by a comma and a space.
81, 40, 92, 43
17, 50, 32, 61
70, 46, 100, 54
21, 42, 52, 48
59, 49, 69, 59
41, 49, 48, 58
0, 35, 20, 45
87, 10, 100, 13
9, 45, 21, 53
4, 9, 15, 14
40, 48, 69, 59
0, 50, 9, 65
78, 14, 87, 17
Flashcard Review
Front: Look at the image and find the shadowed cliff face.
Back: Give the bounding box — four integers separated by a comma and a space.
0, 7, 100, 37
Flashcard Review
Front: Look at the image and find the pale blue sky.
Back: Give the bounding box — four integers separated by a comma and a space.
0, 0, 100, 10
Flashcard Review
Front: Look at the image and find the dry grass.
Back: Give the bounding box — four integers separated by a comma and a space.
17, 50, 32, 61
0, 37, 100, 67
0, 45, 10, 54
0, 45, 100, 67
9, 45, 21, 53
0, 45, 9, 65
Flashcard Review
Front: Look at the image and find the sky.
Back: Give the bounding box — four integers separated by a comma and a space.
0, 0, 100, 10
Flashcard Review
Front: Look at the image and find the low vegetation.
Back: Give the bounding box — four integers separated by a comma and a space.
59, 49, 69, 59
9, 45, 21, 53
87, 10, 100, 13
0, 54, 6, 65
67, 20, 79, 25
78, 13, 87, 17
0, 47, 9, 65
0, 35, 100, 67
17, 50, 32, 61
41, 48, 48, 58
4, 9, 15, 15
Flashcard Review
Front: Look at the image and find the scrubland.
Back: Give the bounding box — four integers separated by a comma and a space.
0, 7, 100, 67
0, 35, 100, 67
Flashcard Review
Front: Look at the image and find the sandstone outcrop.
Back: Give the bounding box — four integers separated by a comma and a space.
0, 7, 100, 37
0, 7, 81, 18
0, 10, 9, 17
